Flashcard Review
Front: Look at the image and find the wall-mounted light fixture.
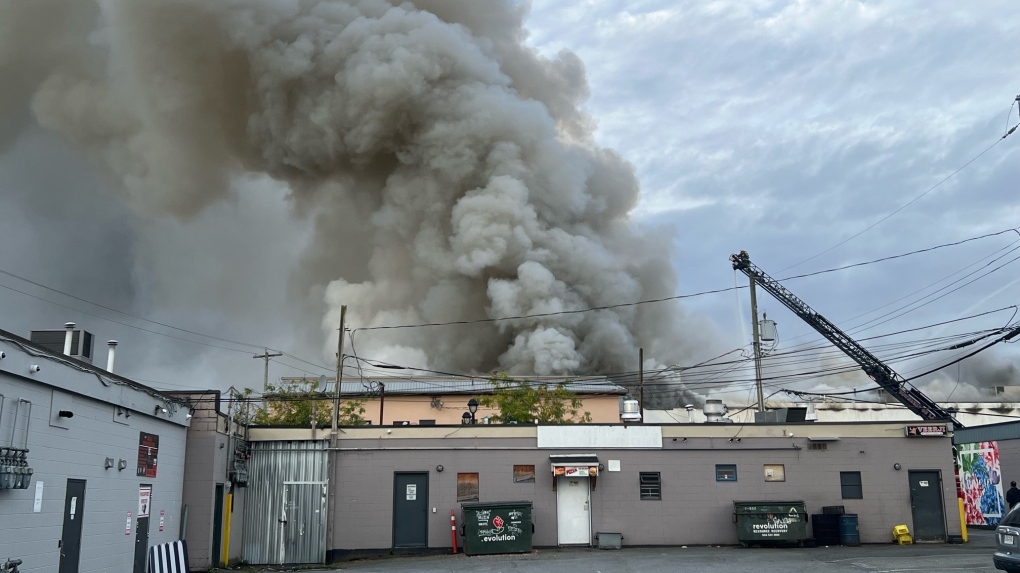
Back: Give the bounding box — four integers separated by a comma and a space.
29, 365, 41, 373
154, 405, 168, 416
467, 398, 479, 424
436, 465, 444, 472
118, 459, 128, 471
893, 463, 902, 471
104, 457, 115, 469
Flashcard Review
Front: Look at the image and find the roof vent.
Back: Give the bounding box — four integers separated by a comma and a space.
620, 397, 641, 422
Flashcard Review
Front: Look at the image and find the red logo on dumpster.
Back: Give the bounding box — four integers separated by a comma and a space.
493, 516, 504, 528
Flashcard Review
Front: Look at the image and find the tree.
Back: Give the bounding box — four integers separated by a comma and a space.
478, 372, 592, 424
252, 378, 368, 426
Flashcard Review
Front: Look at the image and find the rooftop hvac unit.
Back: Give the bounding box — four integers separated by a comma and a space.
29, 329, 95, 364
620, 397, 641, 422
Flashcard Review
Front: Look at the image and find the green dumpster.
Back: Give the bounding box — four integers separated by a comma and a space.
461, 501, 533, 555
733, 501, 809, 547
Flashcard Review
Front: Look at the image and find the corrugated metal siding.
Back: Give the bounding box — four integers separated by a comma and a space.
242, 441, 329, 564
954, 421, 1020, 444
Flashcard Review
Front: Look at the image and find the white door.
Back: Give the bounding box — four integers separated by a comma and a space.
556, 476, 591, 545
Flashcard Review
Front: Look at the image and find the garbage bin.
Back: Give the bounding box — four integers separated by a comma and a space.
733, 501, 809, 547
838, 514, 860, 546
461, 501, 533, 555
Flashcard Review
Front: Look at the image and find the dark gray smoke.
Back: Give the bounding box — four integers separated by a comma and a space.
3, 0, 719, 377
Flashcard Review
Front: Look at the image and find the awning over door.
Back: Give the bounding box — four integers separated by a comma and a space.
549, 454, 599, 477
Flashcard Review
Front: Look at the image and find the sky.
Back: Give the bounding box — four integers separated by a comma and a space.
0, 0, 1018, 406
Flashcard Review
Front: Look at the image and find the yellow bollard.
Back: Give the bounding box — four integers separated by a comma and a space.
958, 498, 968, 543
222, 492, 233, 565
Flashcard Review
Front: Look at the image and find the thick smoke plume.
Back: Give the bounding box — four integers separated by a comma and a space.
4, 0, 714, 380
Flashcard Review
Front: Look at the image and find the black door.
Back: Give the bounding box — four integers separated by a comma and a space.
212, 484, 224, 566
909, 470, 947, 541
133, 485, 151, 573
392, 472, 429, 548
58, 479, 87, 573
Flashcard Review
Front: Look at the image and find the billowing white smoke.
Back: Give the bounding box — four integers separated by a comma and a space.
7, 0, 715, 377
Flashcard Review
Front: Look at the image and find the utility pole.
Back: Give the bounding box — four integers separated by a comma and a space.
378, 382, 385, 427
330, 305, 347, 446
327, 305, 346, 562
747, 270, 766, 413
638, 347, 644, 414
253, 349, 282, 392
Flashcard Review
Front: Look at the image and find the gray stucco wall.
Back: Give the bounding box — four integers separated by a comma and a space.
0, 371, 187, 573
331, 434, 959, 549
994, 439, 1020, 491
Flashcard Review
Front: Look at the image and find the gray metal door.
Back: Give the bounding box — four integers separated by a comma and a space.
59, 479, 86, 573
392, 472, 428, 548
282, 481, 327, 563
909, 470, 947, 541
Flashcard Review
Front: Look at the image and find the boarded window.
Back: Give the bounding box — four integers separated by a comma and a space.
639, 472, 661, 500
513, 465, 536, 483
716, 464, 737, 482
764, 464, 786, 482
840, 471, 863, 499
457, 473, 479, 502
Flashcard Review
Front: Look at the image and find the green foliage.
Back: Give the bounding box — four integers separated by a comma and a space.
478, 372, 592, 424
251, 379, 367, 426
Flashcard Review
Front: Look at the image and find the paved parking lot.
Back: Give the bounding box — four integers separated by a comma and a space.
304, 530, 1001, 573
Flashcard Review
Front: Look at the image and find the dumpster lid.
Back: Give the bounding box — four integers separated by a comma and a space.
461, 501, 534, 509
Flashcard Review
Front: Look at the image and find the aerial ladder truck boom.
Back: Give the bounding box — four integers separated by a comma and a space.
729, 250, 963, 429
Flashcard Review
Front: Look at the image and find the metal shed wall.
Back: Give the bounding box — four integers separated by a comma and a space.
242, 440, 328, 565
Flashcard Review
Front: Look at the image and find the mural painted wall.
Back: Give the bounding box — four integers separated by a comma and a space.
957, 441, 1007, 526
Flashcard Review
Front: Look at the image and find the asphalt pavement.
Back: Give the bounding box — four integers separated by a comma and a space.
232, 529, 1002, 573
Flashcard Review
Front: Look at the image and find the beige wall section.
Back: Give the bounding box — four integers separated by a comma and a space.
354, 394, 621, 425
180, 397, 247, 568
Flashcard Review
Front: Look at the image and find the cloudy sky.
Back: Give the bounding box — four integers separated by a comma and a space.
0, 0, 1018, 404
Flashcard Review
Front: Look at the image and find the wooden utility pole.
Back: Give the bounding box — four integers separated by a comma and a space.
638, 347, 644, 414
330, 305, 347, 445
378, 382, 385, 427
747, 274, 766, 413
253, 349, 282, 392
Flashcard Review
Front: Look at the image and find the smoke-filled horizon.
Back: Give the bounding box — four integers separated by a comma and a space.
4, 0, 720, 383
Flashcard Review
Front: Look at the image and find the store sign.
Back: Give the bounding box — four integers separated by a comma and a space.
905, 424, 948, 437
553, 466, 597, 477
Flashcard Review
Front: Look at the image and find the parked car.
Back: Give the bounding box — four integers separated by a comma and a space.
995, 506, 1020, 572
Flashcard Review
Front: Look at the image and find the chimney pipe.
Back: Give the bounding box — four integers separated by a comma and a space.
63, 322, 76, 355
107, 340, 119, 372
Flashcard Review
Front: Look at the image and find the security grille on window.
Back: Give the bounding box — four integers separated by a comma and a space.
716, 464, 737, 482
840, 471, 863, 499
639, 472, 661, 500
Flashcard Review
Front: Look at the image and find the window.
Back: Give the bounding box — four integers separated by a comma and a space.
639, 472, 661, 500
764, 464, 786, 482
840, 471, 863, 499
457, 473, 479, 502
716, 464, 737, 482
513, 465, 536, 483
808, 442, 828, 450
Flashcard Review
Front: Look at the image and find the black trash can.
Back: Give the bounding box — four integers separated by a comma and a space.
461, 501, 533, 555
812, 514, 841, 545
733, 501, 809, 547
838, 514, 860, 546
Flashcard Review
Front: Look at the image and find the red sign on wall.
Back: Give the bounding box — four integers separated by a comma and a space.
137, 432, 159, 478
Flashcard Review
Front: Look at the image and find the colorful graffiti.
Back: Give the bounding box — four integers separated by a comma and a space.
957, 441, 1006, 526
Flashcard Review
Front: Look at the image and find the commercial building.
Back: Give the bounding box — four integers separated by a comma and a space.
241, 420, 961, 563
0, 326, 190, 573
277, 376, 629, 425
953, 420, 1020, 528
